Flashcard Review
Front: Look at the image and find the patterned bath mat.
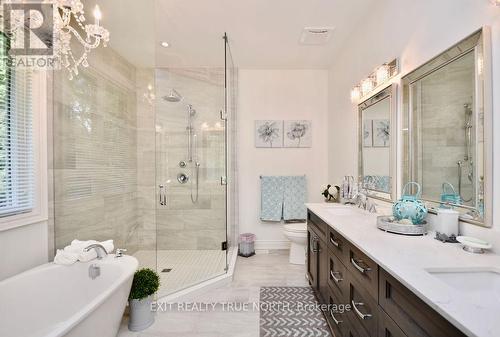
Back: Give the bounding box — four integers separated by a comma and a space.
259, 287, 331, 337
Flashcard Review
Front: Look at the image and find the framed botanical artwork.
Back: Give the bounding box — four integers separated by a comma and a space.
283, 120, 311, 148
255, 120, 283, 148
373, 119, 390, 147
363, 119, 373, 147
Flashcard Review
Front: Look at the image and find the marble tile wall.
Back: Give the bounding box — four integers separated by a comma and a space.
53, 46, 141, 253
153, 68, 227, 250
416, 52, 475, 204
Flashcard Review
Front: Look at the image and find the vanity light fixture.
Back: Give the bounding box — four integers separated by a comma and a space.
350, 58, 398, 103
160, 41, 170, 48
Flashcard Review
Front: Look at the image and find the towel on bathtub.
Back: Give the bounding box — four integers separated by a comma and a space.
260, 176, 284, 221
283, 175, 307, 222
54, 239, 115, 265
54, 249, 79, 265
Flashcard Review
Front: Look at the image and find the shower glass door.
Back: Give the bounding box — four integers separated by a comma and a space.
154, 66, 227, 297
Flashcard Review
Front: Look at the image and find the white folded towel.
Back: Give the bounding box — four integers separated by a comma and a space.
54, 249, 79, 265
54, 239, 115, 265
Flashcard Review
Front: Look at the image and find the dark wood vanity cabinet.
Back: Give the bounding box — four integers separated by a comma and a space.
306, 210, 466, 337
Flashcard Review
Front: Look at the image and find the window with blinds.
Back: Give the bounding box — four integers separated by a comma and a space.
0, 33, 35, 217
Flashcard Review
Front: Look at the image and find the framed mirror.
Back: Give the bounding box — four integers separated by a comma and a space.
402, 28, 492, 227
358, 84, 397, 201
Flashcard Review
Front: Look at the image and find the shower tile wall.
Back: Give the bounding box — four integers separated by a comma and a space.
417, 52, 474, 202
53, 46, 141, 253
154, 68, 226, 250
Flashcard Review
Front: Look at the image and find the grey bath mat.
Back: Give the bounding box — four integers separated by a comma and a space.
259, 287, 331, 337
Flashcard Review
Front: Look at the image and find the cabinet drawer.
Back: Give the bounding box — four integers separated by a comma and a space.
328, 226, 349, 264
379, 269, 466, 337
328, 249, 349, 300
347, 244, 378, 299
347, 276, 378, 337
378, 307, 407, 337
308, 210, 328, 241
326, 287, 349, 337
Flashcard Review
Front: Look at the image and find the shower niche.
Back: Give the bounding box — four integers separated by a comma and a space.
402, 28, 493, 227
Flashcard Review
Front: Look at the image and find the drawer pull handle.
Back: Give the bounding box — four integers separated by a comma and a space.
351, 300, 372, 320
330, 310, 343, 325
330, 237, 340, 247
310, 237, 319, 253
330, 270, 343, 283
351, 257, 371, 274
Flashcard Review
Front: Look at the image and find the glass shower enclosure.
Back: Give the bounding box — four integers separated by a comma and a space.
51, 33, 236, 298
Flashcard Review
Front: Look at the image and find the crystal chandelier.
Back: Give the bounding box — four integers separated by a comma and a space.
54, 0, 110, 79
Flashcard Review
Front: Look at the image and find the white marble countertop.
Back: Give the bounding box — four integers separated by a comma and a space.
306, 203, 500, 337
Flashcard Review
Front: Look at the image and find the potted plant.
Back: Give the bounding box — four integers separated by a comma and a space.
128, 268, 160, 331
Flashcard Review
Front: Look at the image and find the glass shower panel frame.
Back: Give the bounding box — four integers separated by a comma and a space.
154, 61, 228, 297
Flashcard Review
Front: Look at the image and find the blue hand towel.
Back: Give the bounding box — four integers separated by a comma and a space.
260, 176, 284, 221
283, 176, 307, 221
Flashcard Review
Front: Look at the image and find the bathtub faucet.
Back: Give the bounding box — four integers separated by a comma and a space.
83, 244, 108, 260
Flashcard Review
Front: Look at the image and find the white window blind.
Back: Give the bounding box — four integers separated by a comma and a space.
0, 34, 35, 217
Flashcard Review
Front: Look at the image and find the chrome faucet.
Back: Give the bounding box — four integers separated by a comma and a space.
83, 244, 108, 260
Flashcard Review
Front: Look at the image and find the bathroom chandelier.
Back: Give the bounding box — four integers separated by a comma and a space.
53, 0, 110, 79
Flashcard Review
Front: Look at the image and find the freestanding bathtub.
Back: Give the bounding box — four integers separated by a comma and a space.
0, 254, 138, 337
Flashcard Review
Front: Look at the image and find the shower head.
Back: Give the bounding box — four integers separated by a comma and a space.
163, 89, 182, 103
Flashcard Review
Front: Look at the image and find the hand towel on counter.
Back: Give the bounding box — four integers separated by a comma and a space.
54, 239, 114, 265
260, 176, 284, 221
283, 175, 307, 222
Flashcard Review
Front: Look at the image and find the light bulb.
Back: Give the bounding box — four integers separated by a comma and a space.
93, 5, 102, 25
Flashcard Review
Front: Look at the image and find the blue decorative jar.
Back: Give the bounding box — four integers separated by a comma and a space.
393, 182, 428, 225
440, 182, 461, 208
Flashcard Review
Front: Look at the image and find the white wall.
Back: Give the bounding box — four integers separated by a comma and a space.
0, 221, 48, 280
327, 0, 500, 248
238, 69, 328, 249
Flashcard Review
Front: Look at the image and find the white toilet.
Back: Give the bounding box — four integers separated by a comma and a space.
282, 223, 308, 265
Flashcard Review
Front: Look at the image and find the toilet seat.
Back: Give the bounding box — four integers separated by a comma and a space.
283, 223, 307, 233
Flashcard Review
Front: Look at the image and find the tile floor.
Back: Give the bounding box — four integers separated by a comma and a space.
134, 250, 227, 297
118, 250, 308, 337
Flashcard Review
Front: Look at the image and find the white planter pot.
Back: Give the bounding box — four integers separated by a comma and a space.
128, 295, 155, 331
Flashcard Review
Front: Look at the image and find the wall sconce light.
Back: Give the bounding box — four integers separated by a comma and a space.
350, 58, 398, 103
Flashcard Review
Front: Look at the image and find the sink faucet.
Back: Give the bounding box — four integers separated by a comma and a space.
83, 244, 108, 260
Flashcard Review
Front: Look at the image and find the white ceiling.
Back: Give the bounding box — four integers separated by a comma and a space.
88, 0, 377, 69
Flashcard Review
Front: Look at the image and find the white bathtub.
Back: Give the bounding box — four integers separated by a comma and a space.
0, 254, 138, 337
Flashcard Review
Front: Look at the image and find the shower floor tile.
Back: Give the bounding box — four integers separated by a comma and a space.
133, 250, 227, 297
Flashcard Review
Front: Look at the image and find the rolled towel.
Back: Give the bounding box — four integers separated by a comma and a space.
54, 249, 79, 265
64, 239, 115, 262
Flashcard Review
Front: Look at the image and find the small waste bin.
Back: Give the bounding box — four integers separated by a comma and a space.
238, 233, 256, 257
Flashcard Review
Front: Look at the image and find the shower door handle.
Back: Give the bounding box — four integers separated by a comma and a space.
158, 185, 167, 206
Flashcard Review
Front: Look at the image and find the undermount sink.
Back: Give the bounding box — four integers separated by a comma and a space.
426, 268, 500, 301
323, 206, 358, 216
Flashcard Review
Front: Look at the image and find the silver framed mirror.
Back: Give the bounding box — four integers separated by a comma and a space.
358, 84, 397, 202
402, 27, 493, 227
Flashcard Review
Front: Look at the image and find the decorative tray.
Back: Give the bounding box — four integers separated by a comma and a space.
377, 216, 427, 236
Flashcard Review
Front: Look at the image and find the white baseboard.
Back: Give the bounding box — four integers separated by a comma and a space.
254, 239, 290, 250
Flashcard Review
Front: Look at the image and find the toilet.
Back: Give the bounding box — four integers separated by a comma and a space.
282, 223, 308, 265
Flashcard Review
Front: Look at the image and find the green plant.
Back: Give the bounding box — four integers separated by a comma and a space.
129, 268, 160, 300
